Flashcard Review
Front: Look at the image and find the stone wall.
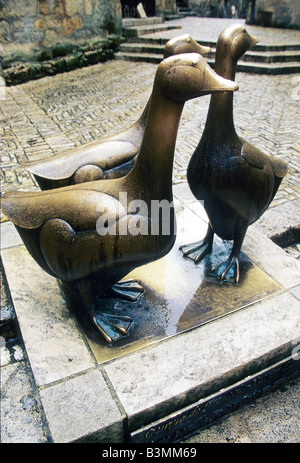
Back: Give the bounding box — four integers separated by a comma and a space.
0, 1, 123, 86
188, 0, 299, 27
255, 0, 300, 28
0, 0, 122, 47
155, 0, 177, 14
120, 1, 177, 17
189, 0, 249, 18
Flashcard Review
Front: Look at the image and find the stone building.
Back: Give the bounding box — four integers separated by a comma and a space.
0, 0, 123, 47
1, 0, 298, 52
188, 0, 249, 18
0, 0, 178, 84
187, 0, 299, 28
0, 0, 179, 48
254, 0, 300, 28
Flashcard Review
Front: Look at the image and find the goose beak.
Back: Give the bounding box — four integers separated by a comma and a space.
202, 63, 239, 93
250, 34, 259, 48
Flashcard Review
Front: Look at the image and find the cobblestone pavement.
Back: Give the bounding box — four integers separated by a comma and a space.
1, 57, 299, 206
0, 18, 300, 443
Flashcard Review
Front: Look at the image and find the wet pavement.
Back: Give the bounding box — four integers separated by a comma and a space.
0, 17, 299, 443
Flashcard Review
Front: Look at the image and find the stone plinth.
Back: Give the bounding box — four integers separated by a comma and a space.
1, 182, 300, 442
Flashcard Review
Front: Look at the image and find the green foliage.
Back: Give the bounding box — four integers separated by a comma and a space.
2, 36, 121, 85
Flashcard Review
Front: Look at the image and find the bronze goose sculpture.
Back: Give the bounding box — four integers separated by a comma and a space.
23, 35, 211, 190
2, 53, 237, 344
180, 24, 288, 283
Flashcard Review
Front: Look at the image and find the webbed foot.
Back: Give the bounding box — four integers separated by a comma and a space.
112, 279, 145, 301
92, 312, 133, 344
69, 278, 135, 344
210, 256, 240, 284
180, 240, 212, 263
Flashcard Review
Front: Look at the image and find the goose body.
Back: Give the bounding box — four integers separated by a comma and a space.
2, 53, 237, 343
180, 24, 288, 283
24, 35, 211, 190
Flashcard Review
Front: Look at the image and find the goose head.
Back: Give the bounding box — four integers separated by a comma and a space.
216, 24, 259, 66
155, 53, 239, 104
164, 34, 211, 58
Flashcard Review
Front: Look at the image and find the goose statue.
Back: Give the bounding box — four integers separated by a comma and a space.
180, 24, 288, 283
2, 53, 237, 344
23, 35, 211, 190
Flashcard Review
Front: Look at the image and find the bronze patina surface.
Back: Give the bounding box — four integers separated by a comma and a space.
23, 35, 211, 190
180, 24, 288, 283
2, 53, 237, 344
80, 207, 282, 363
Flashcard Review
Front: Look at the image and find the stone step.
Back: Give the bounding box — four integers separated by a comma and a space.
119, 42, 297, 61
197, 49, 300, 64
252, 43, 300, 52
119, 42, 165, 55
117, 32, 300, 74
242, 50, 300, 63
235, 60, 300, 74
115, 51, 163, 64
206, 58, 300, 74
164, 14, 183, 21
178, 9, 197, 16
119, 23, 300, 74
118, 42, 300, 66
137, 35, 300, 52
122, 17, 163, 28
160, 9, 183, 20
122, 23, 182, 39
115, 50, 300, 74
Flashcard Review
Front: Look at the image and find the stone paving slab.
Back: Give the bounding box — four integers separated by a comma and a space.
140, 17, 300, 46
1, 244, 95, 387
1, 183, 300, 442
0, 359, 51, 443
39, 370, 124, 443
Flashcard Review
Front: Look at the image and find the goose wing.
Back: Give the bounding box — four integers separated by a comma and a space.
1, 188, 126, 231
24, 140, 139, 180
241, 140, 288, 178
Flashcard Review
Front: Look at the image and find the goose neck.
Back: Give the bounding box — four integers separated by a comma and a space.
204, 54, 238, 138
215, 50, 237, 81
130, 86, 184, 202
136, 98, 151, 129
